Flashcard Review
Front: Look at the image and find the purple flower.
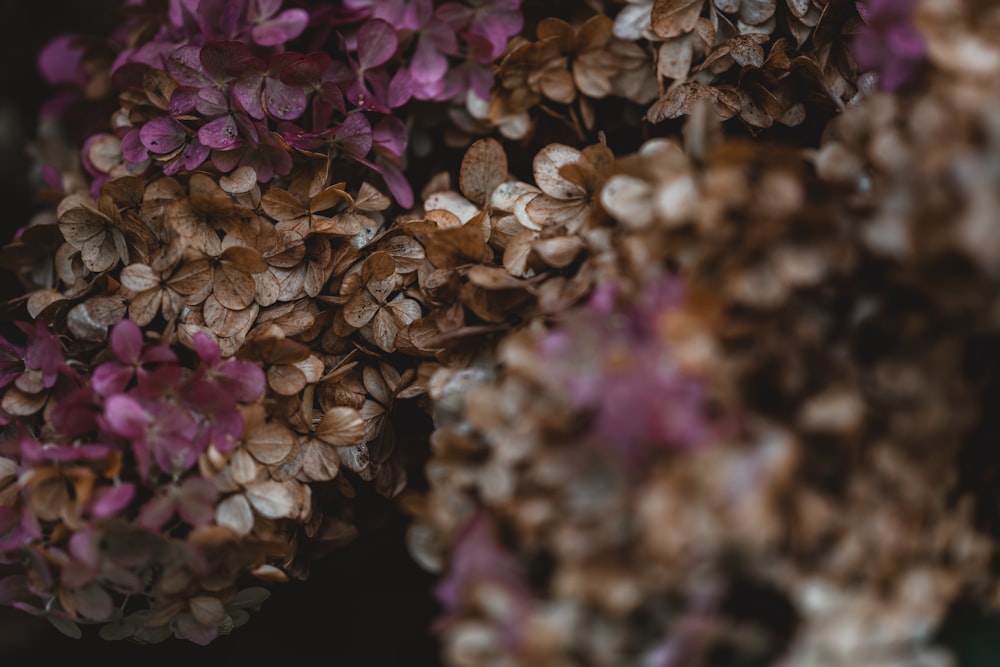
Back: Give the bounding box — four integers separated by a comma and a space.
190, 332, 266, 404
853, 0, 926, 91
103, 395, 200, 477
438, 0, 523, 63
333, 19, 400, 113
92, 319, 177, 397
17, 320, 65, 389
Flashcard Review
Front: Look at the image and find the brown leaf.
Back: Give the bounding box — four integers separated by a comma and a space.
459, 138, 508, 208
213, 262, 258, 310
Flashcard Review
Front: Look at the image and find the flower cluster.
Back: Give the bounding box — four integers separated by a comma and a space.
6, 0, 1000, 661
0, 319, 272, 643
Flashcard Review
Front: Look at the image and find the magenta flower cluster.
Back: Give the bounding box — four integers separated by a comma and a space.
38, 0, 524, 208
2, 317, 263, 537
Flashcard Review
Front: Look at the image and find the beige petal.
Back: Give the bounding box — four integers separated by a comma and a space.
254, 270, 281, 308
120, 263, 160, 292
215, 494, 253, 535
219, 166, 258, 196
532, 144, 586, 200
532, 235, 585, 268
80, 233, 120, 273
244, 480, 296, 519
261, 189, 307, 224
2, 386, 47, 416
601, 175, 656, 228
228, 448, 261, 486
190, 596, 225, 627
214, 263, 258, 310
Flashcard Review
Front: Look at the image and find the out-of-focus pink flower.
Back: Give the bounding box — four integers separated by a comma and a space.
853, 0, 926, 91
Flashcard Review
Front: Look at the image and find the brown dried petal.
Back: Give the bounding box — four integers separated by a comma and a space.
170, 258, 213, 298
316, 406, 366, 447
2, 386, 47, 416
245, 423, 295, 464
268, 364, 308, 396
203, 295, 257, 338
459, 138, 508, 208
297, 440, 341, 482
120, 263, 159, 292
651, 0, 705, 39
261, 189, 307, 226
213, 262, 258, 310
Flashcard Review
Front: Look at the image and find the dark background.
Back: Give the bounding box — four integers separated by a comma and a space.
0, 2, 442, 664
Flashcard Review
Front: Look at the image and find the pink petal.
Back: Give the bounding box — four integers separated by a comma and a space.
139, 116, 187, 155
198, 114, 241, 150
264, 77, 308, 120
120, 128, 148, 163
90, 483, 136, 518
110, 319, 144, 365
38, 35, 87, 87
93, 363, 136, 396
357, 19, 399, 70
252, 8, 310, 47
232, 77, 265, 120
335, 112, 373, 158
103, 395, 149, 439
216, 358, 266, 402
192, 332, 221, 367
